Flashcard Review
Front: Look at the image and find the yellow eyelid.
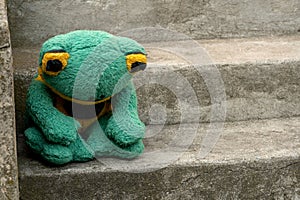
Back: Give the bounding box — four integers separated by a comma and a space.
41, 52, 70, 76
126, 53, 147, 72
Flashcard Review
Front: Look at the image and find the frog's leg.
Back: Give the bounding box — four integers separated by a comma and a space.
25, 127, 73, 165
25, 127, 94, 165
103, 82, 145, 155
26, 78, 79, 146
86, 114, 144, 159
68, 133, 95, 162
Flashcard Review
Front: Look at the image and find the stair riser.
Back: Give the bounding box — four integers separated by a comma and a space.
8, 0, 300, 47
19, 159, 300, 200
14, 60, 300, 133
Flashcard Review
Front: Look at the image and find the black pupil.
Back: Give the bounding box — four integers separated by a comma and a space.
46, 59, 63, 72
131, 62, 146, 72
132, 62, 142, 69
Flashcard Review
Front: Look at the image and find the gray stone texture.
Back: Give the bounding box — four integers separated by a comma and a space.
13, 35, 300, 132
7, 1, 300, 198
0, 0, 19, 199
7, 0, 300, 47
18, 117, 300, 199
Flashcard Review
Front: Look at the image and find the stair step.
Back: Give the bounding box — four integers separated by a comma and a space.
13, 35, 300, 132
18, 117, 300, 199
7, 0, 300, 47
6, 1, 300, 199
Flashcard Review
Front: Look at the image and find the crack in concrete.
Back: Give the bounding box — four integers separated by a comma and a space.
177, 161, 300, 187
237, 161, 300, 173
0, 43, 10, 49
278, 162, 300, 170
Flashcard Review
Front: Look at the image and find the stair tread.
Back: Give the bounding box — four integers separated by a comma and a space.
18, 117, 300, 176
13, 35, 300, 72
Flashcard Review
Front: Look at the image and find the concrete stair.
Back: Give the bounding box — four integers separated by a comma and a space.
14, 35, 300, 200
6, 0, 300, 199
7, 0, 300, 47
13, 35, 300, 130
18, 117, 300, 199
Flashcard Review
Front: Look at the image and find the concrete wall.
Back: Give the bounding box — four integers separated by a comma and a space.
0, 0, 19, 199
7, 0, 300, 47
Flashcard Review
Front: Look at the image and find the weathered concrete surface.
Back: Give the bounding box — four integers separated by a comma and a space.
18, 117, 300, 199
7, 0, 300, 47
0, 0, 19, 199
12, 35, 300, 67
13, 35, 300, 132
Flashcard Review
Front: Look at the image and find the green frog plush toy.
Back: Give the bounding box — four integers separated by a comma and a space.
24, 30, 147, 165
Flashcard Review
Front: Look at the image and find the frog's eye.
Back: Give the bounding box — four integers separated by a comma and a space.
41, 50, 70, 76
126, 53, 147, 74
46, 59, 63, 72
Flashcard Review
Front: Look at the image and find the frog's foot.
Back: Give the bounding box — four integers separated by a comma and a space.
68, 135, 95, 162
41, 145, 73, 165
86, 122, 144, 159
105, 117, 145, 148
25, 127, 73, 165
25, 127, 94, 165
123, 139, 144, 155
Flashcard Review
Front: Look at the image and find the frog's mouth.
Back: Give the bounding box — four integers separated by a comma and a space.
35, 74, 110, 105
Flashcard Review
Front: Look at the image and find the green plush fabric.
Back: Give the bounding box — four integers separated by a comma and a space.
25, 30, 146, 165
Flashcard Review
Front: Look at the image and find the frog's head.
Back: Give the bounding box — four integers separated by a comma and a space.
37, 30, 146, 104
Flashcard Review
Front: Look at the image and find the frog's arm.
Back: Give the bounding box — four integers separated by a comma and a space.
105, 82, 145, 147
26, 79, 80, 146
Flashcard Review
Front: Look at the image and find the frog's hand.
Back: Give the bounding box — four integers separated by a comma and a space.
26, 79, 80, 146
105, 82, 145, 147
